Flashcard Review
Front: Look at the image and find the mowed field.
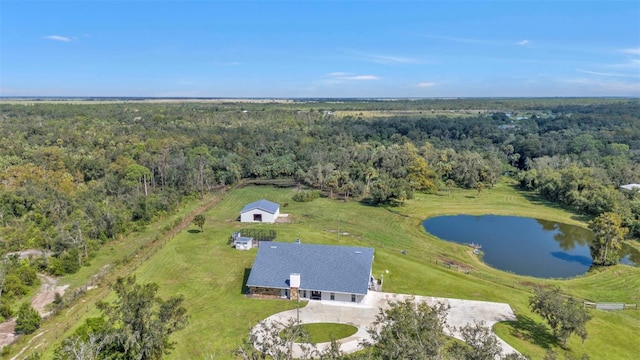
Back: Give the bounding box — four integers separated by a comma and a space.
22, 181, 640, 359
128, 181, 640, 359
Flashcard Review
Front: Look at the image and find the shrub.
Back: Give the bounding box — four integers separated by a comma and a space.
2, 275, 27, 298
292, 190, 320, 202
15, 262, 38, 286
15, 302, 41, 334
0, 300, 14, 319
48, 250, 81, 276
53, 292, 63, 305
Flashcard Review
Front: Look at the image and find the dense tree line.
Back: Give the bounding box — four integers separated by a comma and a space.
0, 99, 639, 311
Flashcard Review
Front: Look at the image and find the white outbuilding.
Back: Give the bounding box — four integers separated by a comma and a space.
234, 236, 254, 250
240, 199, 280, 223
620, 183, 640, 192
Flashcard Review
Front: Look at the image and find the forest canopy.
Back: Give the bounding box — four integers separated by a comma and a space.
0, 98, 639, 301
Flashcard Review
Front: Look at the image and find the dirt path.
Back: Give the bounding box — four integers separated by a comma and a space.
2, 188, 227, 355
0, 274, 69, 349
0, 319, 17, 349
31, 274, 70, 317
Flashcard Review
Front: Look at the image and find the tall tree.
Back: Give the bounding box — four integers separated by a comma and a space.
529, 286, 591, 347
588, 212, 628, 266
188, 146, 213, 199
57, 276, 188, 360
407, 156, 437, 193
192, 214, 205, 233
236, 317, 314, 360
365, 298, 450, 359
448, 321, 504, 360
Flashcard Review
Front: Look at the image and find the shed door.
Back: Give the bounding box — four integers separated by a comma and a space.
253, 213, 262, 222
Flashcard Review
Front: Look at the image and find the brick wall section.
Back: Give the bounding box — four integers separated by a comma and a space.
290, 287, 298, 300
249, 287, 281, 298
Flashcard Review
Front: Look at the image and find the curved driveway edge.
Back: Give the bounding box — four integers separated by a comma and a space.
252, 291, 520, 358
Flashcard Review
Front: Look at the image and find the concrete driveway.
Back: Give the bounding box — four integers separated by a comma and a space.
252, 291, 520, 358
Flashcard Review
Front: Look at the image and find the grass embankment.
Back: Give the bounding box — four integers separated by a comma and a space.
15, 181, 640, 359
3, 192, 223, 359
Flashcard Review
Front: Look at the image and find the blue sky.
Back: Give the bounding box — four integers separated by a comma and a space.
1, 1, 639, 97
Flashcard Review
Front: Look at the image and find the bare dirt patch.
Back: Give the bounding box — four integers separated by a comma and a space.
0, 319, 17, 349
32, 274, 69, 317
0, 274, 68, 349
438, 257, 475, 272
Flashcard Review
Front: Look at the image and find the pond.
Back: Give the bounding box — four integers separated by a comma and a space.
422, 215, 639, 278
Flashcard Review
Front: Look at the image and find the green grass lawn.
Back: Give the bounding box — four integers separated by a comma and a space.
299, 323, 358, 344
131, 181, 640, 359
2, 193, 218, 358
15, 181, 639, 359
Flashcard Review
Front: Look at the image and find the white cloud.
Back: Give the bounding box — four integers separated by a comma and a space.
621, 48, 640, 55
367, 54, 419, 64
422, 34, 534, 47
576, 69, 633, 77
339, 50, 423, 65
44, 35, 71, 42
327, 73, 379, 81
347, 75, 379, 80
606, 58, 640, 69
420, 34, 505, 46
328, 72, 349, 77
349, 52, 420, 65
417, 82, 436, 88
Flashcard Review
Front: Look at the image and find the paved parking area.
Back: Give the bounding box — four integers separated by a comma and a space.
253, 291, 520, 358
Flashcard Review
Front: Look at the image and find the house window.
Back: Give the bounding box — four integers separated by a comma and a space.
351, 294, 356, 302
302, 290, 307, 298
330, 293, 335, 300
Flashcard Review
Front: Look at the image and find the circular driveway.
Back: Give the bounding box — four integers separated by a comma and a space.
252, 291, 520, 358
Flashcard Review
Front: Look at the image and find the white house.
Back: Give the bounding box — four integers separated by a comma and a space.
240, 199, 280, 223
620, 184, 640, 192
246, 242, 375, 304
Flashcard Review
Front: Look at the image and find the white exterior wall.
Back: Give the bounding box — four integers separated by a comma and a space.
234, 241, 252, 250
240, 209, 277, 223
297, 290, 366, 304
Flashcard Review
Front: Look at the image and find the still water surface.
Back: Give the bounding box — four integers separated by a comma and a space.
422, 215, 639, 278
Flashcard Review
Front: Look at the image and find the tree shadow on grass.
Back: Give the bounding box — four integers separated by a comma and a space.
506, 314, 557, 349
358, 197, 378, 207
570, 214, 592, 222
240, 268, 251, 295
187, 229, 201, 234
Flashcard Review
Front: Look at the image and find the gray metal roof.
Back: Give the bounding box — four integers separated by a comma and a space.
235, 236, 253, 244
240, 199, 280, 214
247, 242, 374, 295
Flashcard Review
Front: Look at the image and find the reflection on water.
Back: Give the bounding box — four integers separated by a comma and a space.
537, 219, 592, 251
549, 252, 592, 267
422, 215, 638, 278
